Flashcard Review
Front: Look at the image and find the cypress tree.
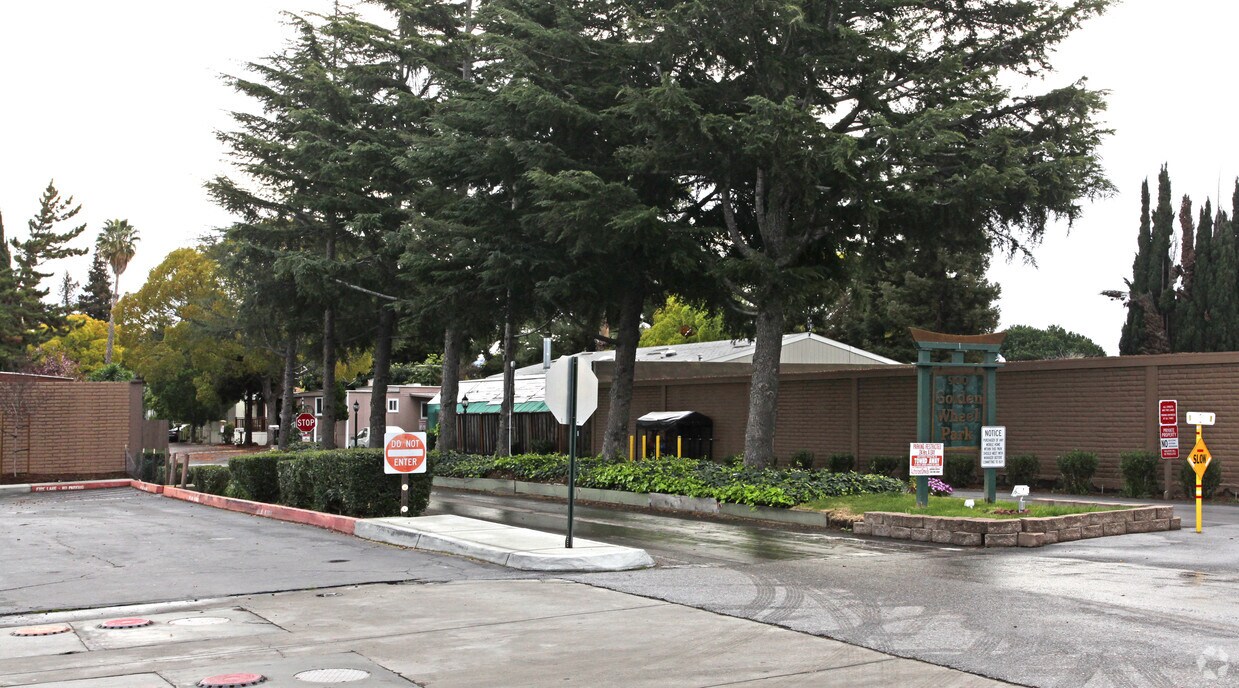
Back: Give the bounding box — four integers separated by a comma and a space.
1173, 197, 1199, 352
1190, 201, 1214, 352
1147, 166, 1175, 343
1119, 179, 1152, 354
77, 250, 113, 321
1208, 210, 1239, 351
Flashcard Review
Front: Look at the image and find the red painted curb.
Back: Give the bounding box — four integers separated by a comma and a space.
161, 486, 357, 535
129, 480, 165, 494
29, 479, 133, 493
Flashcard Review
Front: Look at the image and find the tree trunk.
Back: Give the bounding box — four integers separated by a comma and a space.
261, 376, 273, 446
369, 304, 395, 446
438, 326, 460, 451
495, 299, 514, 456
105, 288, 117, 365
243, 392, 253, 445
743, 292, 785, 467
321, 235, 338, 449
601, 285, 644, 459
278, 338, 296, 451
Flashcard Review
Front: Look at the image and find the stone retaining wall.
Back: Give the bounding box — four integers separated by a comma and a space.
851, 505, 1181, 547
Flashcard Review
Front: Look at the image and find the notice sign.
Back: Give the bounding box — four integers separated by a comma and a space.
909, 442, 945, 476
384, 431, 428, 474
1159, 400, 1178, 426
980, 426, 1006, 468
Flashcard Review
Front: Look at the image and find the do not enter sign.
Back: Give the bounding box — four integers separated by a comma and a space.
384, 431, 428, 474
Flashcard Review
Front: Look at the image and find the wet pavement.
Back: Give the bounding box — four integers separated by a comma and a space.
429, 488, 1239, 687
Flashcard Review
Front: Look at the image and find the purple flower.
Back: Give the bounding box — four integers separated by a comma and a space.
928, 478, 953, 496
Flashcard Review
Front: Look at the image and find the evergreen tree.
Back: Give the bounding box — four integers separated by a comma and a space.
77, 250, 113, 321
1190, 201, 1214, 351
622, 0, 1111, 465
1146, 165, 1175, 344
1173, 197, 1200, 352
0, 212, 47, 368
1207, 210, 1239, 351
1002, 325, 1106, 361
57, 272, 78, 312
8, 181, 88, 350
1119, 180, 1151, 355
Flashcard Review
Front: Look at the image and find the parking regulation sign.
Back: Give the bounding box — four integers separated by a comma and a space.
909, 442, 945, 477
1159, 400, 1178, 426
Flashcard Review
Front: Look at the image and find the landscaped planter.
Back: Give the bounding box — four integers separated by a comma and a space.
851, 502, 1181, 548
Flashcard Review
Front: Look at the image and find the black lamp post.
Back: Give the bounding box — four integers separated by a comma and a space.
460, 393, 471, 454
352, 400, 360, 448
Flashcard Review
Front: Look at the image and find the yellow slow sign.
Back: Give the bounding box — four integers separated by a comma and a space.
1188, 436, 1212, 478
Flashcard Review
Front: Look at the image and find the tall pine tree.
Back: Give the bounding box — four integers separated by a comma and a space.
1207, 210, 1239, 351
77, 250, 112, 321
1147, 165, 1175, 346
1119, 179, 1152, 354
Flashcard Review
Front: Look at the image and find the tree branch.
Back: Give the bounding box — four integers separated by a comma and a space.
332, 278, 398, 301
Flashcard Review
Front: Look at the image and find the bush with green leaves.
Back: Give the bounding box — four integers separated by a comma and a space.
1180, 459, 1222, 499
790, 450, 815, 470
1057, 450, 1098, 494
868, 456, 902, 479
1119, 451, 1160, 498
828, 453, 855, 473
1004, 454, 1040, 487
227, 453, 294, 502
190, 465, 231, 495
943, 455, 975, 488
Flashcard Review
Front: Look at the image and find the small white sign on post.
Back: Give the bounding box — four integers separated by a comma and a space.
909, 442, 945, 477
1011, 485, 1030, 497
545, 356, 599, 426
980, 426, 1006, 469
1186, 411, 1216, 426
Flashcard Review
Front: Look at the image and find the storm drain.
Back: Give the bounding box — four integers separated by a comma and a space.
170, 616, 231, 626
294, 668, 371, 683
10, 623, 72, 637
198, 673, 267, 687
99, 617, 154, 629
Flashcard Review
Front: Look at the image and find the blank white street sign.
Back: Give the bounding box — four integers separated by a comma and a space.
545, 356, 598, 426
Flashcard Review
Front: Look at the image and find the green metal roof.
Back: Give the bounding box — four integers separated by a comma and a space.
438, 401, 550, 415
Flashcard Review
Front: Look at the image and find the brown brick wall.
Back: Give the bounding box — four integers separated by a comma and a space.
0, 380, 147, 483
594, 352, 1239, 494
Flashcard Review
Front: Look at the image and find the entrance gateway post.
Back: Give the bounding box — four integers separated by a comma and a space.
911, 329, 1005, 507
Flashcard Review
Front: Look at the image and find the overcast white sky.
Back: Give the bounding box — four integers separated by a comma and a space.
1, 0, 1235, 355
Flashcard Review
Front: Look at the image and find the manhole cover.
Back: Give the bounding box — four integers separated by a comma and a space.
99, 617, 154, 629
198, 673, 267, 687
295, 668, 371, 683
11, 624, 72, 637
170, 617, 231, 626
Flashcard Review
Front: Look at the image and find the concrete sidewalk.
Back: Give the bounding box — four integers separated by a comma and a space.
0, 580, 1008, 687
357, 514, 655, 572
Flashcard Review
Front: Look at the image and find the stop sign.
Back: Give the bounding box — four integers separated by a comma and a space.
384, 431, 428, 474
295, 413, 317, 433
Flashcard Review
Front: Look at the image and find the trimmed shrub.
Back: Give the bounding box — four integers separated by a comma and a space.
277, 459, 314, 509
1057, 450, 1098, 494
190, 465, 231, 496
828, 453, 855, 473
943, 455, 975, 488
529, 438, 556, 454
1005, 454, 1040, 487
868, 456, 902, 479
1119, 451, 1160, 498
790, 450, 815, 470
227, 453, 290, 502
1180, 459, 1223, 499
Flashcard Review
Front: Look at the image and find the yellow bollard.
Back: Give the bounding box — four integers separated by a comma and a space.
641, 435, 647, 460
628, 435, 634, 462
655, 436, 661, 458
677, 435, 682, 458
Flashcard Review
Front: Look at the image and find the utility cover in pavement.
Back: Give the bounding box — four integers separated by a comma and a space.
10, 624, 71, 636
198, 673, 267, 687
99, 617, 153, 629
294, 668, 371, 682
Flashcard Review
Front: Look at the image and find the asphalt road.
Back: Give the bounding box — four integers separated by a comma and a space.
428, 489, 1239, 688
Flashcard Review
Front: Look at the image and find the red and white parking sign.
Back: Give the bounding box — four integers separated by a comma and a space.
384, 432, 428, 474
909, 442, 945, 477
1159, 400, 1178, 427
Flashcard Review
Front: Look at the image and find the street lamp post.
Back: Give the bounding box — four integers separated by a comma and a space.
352, 400, 360, 448
460, 393, 471, 454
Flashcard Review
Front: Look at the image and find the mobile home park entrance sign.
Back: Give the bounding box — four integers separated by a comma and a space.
911, 328, 1004, 507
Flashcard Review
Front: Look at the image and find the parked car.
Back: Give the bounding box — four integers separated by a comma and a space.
349, 426, 405, 448
169, 424, 188, 442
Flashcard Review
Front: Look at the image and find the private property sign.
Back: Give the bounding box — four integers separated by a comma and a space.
384, 432, 428, 474
909, 442, 945, 476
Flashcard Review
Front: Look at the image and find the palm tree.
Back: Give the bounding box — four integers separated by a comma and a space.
96, 219, 139, 364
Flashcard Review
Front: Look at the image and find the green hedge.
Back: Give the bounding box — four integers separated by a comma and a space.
1180, 459, 1222, 499
434, 452, 904, 508
868, 456, 903, 479
828, 453, 855, 473
228, 449, 432, 518
1005, 454, 1040, 487
943, 455, 975, 488
190, 465, 232, 495
1057, 450, 1098, 494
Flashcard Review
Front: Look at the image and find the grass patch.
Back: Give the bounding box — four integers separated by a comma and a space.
801, 493, 1127, 519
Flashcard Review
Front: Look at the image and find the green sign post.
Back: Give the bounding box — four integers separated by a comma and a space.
911, 328, 1004, 507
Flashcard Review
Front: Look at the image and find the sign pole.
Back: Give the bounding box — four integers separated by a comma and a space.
566, 356, 578, 549
401, 474, 410, 516
1195, 424, 1203, 534
984, 353, 998, 503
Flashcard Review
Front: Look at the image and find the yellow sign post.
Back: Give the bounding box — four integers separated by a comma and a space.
1187, 425, 1212, 534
